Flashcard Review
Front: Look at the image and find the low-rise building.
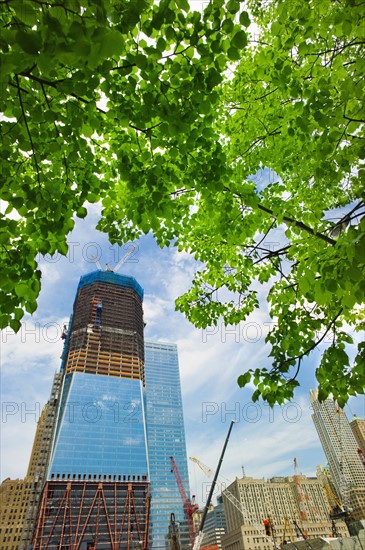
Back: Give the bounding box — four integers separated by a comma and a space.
221, 476, 348, 550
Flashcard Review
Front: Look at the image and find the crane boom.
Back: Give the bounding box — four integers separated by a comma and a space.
191, 454, 277, 547
113, 244, 137, 273
92, 255, 103, 271
189, 457, 212, 477
323, 484, 346, 516
193, 420, 235, 550
170, 456, 198, 547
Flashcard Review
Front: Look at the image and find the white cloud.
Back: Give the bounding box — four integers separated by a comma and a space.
143, 295, 171, 327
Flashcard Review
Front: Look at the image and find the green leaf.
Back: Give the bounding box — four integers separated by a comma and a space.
0, 315, 10, 330
156, 37, 166, 52
58, 241, 68, 256
271, 21, 281, 36
238, 372, 251, 387
222, 19, 234, 34
176, 0, 190, 12
226, 0, 240, 14
200, 100, 211, 114
135, 53, 148, 69
15, 283, 29, 298
231, 30, 247, 49
239, 11, 250, 27
227, 47, 240, 61
16, 31, 42, 54
10, 318, 21, 333
76, 207, 87, 219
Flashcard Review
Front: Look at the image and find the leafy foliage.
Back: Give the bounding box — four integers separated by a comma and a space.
1, 0, 364, 405
0, 0, 244, 326
175, 0, 365, 405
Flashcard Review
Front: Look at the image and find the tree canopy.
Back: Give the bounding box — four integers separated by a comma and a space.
1, 0, 364, 405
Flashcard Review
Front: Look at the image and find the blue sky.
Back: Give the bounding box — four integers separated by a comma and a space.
1, 203, 364, 507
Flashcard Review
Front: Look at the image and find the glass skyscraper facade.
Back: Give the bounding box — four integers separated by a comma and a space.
145, 342, 190, 549
31, 270, 191, 549
310, 389, 365, 521
33, 271, 150, 549
48, 374, 148, 479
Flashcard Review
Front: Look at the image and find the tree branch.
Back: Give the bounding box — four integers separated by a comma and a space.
19, 72, 108, 114
15, 75, 42, 189
252, 244, 291, 266
247, 221, 276, 259
235, 127, 281, 158
278, 309, 343, 369
256, 203, 337, 245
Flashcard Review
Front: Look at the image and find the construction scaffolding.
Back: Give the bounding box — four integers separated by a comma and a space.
32, 481, 150, 550
66, 279, 145, 383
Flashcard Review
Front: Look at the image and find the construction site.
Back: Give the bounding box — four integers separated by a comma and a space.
1, 266, 364, 550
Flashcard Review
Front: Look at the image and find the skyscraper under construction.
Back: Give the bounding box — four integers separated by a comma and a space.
29, 270, 191, 549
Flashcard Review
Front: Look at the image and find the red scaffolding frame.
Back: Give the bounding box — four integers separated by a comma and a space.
32, 481, 150, 549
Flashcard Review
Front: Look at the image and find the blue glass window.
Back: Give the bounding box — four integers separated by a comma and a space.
49, 373, 148, 478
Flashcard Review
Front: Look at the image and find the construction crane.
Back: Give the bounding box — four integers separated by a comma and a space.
293, 458, 327, 534
168, 513, 181, 550
190, 455, 276, 545
323, 483, 347, 538
322, 483, 363, 538
189, 457, 212, 477
92, 244, 137, 273
170, 456, 198, 548
282, 516, 294, 545
113, 244, 137, 272
323, 484, 349, 520
193, 420, 235, 550
190, 459, 250, 524
293, 457, 308, 539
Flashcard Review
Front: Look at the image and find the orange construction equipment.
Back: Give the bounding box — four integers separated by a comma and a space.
293, 457, 308, 538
